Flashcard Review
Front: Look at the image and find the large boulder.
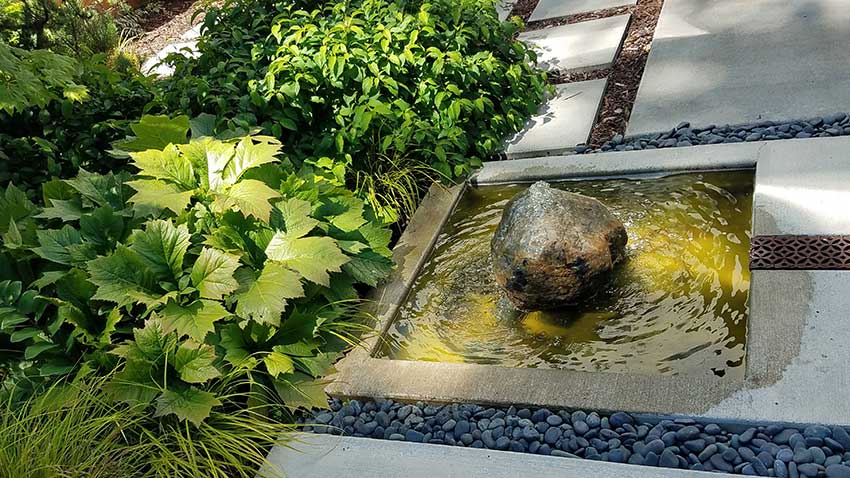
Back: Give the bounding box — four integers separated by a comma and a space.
491, 181, 627, 311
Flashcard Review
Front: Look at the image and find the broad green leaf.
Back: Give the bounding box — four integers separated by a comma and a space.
64, 169, 129, 211
273, 372, 330, 410
235, 262, 303, 326
130, 144, 197, 189
189, 113, 217, 138
342, 251, 394, 287
24, 342, 57, 360
276, 198, 319, 238
31, 225, 84, 265
265, 232, 349, 286
263, 351, 294, 378
122, 317, 178, 361
160, 299, 230, 342
9, 327, 42, 342
115, 115, 190, 153
2, 217, 22, 248
218, 323, 254, 367
222, 136, 282, 184
319, 196, 367, 232
87, 246, 162, 307
108, 359, 160, 405
79, 206, 124, 250
279, 308, 320, 343
37, 199, 84, 221
31, 271, 67, 290
293, 351, 339, 378
188, 138, 236, 190
190, 248, 240, 300
0, 184, 38, 235
214, 179, 280, 223
272, 340, 316, 357
357, 222, 392, 257
154, 386, 221, 426
127, 179, 194, 215
173, 341, 221, 383
130, 220, 191, 279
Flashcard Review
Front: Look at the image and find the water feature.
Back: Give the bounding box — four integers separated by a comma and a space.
377, 170, 753, 379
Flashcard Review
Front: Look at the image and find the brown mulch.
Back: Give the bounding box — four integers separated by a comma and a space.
509, 0, 665, 147
132, 0, 209, 59
585, 0, 664, 146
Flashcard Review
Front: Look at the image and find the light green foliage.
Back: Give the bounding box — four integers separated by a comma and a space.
0, 42, 88, 114
0, 115, 394, 424
160, 0, 549, 222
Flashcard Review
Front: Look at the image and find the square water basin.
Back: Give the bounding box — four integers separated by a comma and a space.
377, 171, 753, 380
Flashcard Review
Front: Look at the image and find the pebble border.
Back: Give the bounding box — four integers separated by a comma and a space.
577, 113, 850, 153
305, 398, 850, 477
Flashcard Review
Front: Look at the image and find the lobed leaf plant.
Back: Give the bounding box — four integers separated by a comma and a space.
159, 0, 549, 222
0, 115, 394, 423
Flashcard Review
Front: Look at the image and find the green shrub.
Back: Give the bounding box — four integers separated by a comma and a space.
160, 0, 548, 222
0, 45, 157, 191
0, 115, 393, 423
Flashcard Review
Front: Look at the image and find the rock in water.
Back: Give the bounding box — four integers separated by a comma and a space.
491, 181, 627, 310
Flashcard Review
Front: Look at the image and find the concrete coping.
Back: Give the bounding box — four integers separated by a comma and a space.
261, 433, 740, 478
328, 136, 850, 424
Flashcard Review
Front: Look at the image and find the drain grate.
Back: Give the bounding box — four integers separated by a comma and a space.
750, 235, 850, 270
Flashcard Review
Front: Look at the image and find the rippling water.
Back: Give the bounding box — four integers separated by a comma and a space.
378, 171, 753, 379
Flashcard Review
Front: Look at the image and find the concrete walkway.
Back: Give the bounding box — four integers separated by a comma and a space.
262, 434, 739, 478
627, 0, 850, 136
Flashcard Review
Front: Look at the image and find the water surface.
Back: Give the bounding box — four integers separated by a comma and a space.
378, 171, 753, 379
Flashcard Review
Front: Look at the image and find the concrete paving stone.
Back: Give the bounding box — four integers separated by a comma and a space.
261, 434, 740, 478
530, 0, 636, 22
504, 78, 607, 158
706, 269, 850, 427
141, 40, 199, 77
752, 137, 850, 235
628, 0, 850, 136
518, 15, 630, 73
496, 0, 517, 21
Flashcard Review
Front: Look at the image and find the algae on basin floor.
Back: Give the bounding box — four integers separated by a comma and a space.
378, 171, 753, 379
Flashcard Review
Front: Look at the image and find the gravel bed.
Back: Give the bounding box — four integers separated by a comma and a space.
305, 398, 850, 477
579, 113, 850, 154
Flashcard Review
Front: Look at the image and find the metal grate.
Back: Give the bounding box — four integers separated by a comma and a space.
750, 235, 850, 270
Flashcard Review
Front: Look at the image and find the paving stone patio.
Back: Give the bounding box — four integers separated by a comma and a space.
518, 15, 630, 73
627, 0, 850, 136
504, 79, 607, 158
529, 0, 636, 22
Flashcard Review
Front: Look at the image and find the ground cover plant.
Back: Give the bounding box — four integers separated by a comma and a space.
0, 114, 393, 421
160, 0, 549, 222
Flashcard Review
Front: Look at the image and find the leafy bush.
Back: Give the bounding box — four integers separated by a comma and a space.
160, 0, 548, 222
0, 44, 157, 191
0, 115, 393, 424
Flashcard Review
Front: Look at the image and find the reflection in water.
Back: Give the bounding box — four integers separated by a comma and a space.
378, 171, 753, 379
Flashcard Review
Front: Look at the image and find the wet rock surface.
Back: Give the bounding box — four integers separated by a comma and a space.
305, 398, 850, 477
490, 181, 627, 310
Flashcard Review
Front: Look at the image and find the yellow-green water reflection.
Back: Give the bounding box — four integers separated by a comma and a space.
378, 171, 753, 378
